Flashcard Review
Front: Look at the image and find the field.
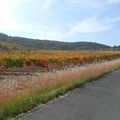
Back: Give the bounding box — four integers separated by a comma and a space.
0, 51, 120, 119
0, 51, 120, 72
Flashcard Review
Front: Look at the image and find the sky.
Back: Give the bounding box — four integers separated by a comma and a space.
0, 0, 120, 46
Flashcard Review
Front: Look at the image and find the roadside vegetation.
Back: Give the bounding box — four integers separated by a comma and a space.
0, 51, 120, 119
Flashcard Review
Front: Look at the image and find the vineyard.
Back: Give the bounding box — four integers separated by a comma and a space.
0, 51, 120, 72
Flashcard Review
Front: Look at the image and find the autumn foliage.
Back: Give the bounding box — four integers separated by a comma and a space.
0, 51, 120, 70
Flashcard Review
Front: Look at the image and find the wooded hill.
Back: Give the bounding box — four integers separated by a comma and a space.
0, 33, 111, 51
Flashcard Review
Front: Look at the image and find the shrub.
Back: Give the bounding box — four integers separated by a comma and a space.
3, 58, 24, 68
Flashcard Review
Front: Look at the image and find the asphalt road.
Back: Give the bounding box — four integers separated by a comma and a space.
20, 69, 120, 120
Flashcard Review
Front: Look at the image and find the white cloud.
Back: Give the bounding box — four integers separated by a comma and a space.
19, 0, 57, 9
106, 17, 120, 23
0, 0, 17, 19
67, 0, 120, 8
70, 17, 120, 33
68, 0, 104, 8
34, 16, 120, 40
0, 0, 19, 30
107, 0, 120, 4
43, 0, 57, 8
0, 0, 31, 31
0, 0, 119, 41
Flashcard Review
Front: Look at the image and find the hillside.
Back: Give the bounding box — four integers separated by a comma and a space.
0, 33, 111, 51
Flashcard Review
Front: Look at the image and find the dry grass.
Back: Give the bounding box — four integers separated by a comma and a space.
0, 59, 120, 119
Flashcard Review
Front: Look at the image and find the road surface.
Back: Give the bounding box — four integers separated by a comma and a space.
20, 69, 120, 120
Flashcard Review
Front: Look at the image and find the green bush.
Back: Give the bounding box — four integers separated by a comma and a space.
3, 58, 24, 68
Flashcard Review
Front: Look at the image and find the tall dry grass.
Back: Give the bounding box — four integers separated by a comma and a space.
0, 59, 120, 119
